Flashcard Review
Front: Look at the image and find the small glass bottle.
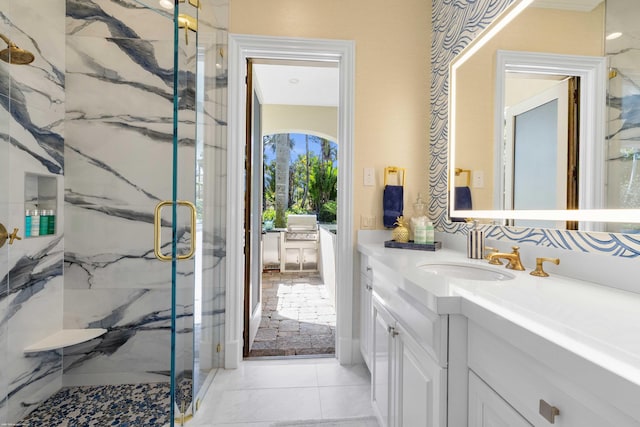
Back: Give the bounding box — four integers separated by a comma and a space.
25, 210, 32, 238
31, 209, 40, 237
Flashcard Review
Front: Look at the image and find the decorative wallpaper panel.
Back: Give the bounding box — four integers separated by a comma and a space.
429, 0, 640, 258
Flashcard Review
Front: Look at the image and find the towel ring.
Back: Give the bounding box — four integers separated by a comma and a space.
455, 168, 471, 187
384, 166, 406, 186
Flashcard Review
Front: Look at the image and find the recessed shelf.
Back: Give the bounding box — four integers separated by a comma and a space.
24, 173, 58, 238
23, 328, 107, 354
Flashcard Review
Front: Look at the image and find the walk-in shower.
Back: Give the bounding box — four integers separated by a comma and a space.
0, 0, 228, 425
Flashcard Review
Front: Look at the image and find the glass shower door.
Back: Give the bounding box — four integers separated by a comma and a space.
156, 0, 223, 424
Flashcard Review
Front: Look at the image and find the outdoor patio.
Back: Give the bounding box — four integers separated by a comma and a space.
248, 271, 336, 357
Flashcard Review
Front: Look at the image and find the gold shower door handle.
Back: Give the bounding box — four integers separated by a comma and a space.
154, 200, 197, 261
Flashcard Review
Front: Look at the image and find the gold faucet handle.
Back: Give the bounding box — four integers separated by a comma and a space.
484, 246, 502, 264
8, 228, 21, 244
530, 257, 560, 277
510, 246, 520, 254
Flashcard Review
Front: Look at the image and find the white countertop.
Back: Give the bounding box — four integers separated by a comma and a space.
358, 236, 640, 389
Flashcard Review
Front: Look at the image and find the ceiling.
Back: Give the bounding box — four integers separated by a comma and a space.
252, 63, 339, 107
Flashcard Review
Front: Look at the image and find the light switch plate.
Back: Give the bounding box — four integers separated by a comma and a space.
473, 170, 484, 188
364, 168, 375, 186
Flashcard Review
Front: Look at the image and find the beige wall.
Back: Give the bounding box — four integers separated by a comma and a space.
454, 4, 604, 209
262, 105, 338, 141
230, 0, 432, 229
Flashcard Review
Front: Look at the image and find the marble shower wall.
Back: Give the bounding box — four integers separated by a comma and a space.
0, 0, 66, 423
431, 0, 640, 257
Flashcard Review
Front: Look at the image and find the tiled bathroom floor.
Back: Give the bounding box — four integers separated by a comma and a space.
189, 358, 377, 427
248, 272, 336, 357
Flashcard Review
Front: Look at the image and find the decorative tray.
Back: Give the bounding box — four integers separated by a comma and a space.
384, 240, 442, 251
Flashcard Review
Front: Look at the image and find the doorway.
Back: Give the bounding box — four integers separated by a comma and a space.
244, 57, 340, 357
227, 35, 355, 368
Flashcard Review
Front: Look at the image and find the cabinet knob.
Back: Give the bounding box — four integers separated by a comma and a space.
539, 399, 560, 424
387, 326, 399, 337
366, 266, 372, 272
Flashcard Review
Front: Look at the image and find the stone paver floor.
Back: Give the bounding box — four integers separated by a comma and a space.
248, 271, 336, 357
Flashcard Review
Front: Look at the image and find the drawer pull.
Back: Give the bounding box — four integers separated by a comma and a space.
539, 399, 560, 424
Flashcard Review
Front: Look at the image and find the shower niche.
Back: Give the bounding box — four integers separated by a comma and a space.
24, 173, 57, 237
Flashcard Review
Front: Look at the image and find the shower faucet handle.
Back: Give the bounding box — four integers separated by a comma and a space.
9, 228, 22, 244
0, 223, 21, 248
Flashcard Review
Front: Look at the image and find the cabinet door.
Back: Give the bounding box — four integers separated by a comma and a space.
372, 297, 395, 427
301, 247, 317, 270
468, 370, 532, 427
284, 247, 300, 271
360, 272, 373, 370
395, 322, 447, 427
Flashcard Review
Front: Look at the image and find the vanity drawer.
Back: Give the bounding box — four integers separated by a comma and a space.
468, 321, 638, 427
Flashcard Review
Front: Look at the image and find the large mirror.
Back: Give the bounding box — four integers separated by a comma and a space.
449, 0, 640, 232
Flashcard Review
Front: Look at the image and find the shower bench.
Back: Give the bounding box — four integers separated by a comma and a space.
23, 328, 107, 353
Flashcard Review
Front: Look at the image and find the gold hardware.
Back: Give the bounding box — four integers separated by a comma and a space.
179, 0, 201, 7
9, 228, 21, 244
178, 14, 198, 45
0, 224, 22, 248
530, 257, 560, 277
487, 246, 525, 271
216, 343, 222, 352
154, 200, 197, 261
384, 166, 406, 186
539, 399, 560, 423
455, 168, 471, 187
483, 246, 499, 262
609, 68, 618, 79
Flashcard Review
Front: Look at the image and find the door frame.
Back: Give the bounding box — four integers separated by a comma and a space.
494, 50, 607, 231
227, 34, 355, 367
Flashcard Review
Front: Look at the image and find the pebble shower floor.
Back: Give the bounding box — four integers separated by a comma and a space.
18, 382, 188, 426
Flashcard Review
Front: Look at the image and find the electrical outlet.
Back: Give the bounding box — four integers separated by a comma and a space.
361, 215, 376, 229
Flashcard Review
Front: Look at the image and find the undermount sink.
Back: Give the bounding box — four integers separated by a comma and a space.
417, 262, 515, 281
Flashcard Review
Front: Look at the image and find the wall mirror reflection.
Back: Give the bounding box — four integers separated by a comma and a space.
449, 0, 640, 233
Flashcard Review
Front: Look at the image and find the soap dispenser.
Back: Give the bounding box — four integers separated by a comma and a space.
467, 220, 484, 259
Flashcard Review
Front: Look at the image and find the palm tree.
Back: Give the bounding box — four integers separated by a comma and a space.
263, 133, 294, 227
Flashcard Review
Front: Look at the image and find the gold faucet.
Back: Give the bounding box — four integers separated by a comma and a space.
530, 257, 560, 277
487, 246, 525, 271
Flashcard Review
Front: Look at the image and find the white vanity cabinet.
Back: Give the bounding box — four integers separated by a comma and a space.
360, 253, 373, 370
357, 239, 640, 427
369, 258, 448, 427
467, 319, 640, 427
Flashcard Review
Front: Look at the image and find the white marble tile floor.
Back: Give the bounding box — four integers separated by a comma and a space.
189, 358, 376, 427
